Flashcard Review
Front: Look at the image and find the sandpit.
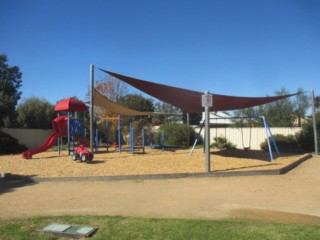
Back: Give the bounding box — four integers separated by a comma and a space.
0, 147, 310, 178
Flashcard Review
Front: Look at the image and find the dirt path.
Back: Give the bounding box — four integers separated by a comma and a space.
1, 156, 320, 224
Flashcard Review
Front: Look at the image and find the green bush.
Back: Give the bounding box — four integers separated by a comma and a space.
260, 112, 319, 153
295, 113, 320, 151
211, 136, 237, 150
260, 134, 299, 152
155, 124, 195, 147
0, 130, 27, 154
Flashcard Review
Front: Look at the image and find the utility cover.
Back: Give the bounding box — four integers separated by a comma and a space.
42, 223, 97, 238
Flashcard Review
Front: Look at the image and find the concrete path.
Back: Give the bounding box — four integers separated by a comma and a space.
1, 156, 319, 223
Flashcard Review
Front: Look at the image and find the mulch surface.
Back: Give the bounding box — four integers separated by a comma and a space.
0, 147, 310, 178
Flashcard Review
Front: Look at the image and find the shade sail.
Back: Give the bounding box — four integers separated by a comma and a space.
94, 89, 161, 116
99, 68, 299, 112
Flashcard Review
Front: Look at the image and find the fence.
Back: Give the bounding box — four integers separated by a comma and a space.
3, 128, 53, 149
193, 126, 302, 150
3, 127, 302, 151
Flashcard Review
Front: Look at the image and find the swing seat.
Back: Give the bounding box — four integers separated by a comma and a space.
243, 147, 250, 151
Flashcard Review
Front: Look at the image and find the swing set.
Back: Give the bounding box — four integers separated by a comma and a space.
145, 130, 165, 150
240, 118, 252, 151
190, 116, 280, 161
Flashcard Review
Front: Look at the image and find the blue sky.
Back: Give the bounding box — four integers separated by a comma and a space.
1, 0, 319, 105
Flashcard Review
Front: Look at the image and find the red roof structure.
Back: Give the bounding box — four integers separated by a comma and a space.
54, 98, 87, 112
99, 69, 300, 113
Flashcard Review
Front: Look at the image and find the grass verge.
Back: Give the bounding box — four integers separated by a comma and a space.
0, 215, 320, 239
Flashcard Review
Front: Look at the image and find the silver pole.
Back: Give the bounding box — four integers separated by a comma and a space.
204, 91, 211, 172
187, 113, 190, 147
90, 64, 94, 153
311, 89, 318, 155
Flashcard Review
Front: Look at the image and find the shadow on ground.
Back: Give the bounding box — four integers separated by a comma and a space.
0, 174, 37, 195
212, 149, 279, 161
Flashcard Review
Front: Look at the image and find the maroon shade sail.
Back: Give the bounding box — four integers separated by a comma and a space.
99, 69, 299, 113
54, 98, 88, 112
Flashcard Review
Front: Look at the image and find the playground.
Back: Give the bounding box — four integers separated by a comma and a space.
0, 148, 310, 179
0, 68, 319, 229
4, 68, 316, 179
1, 154, 319, 224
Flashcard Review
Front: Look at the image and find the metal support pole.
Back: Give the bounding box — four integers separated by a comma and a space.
132, 128, 134, 153
105, 120, 109, 151
262, 116, 274, 161
266, 120, 280, 156
202, 91, 212, 172
205, 105, 210, 172
129, 117, 133, 153
161, 130, 165, 151
67, 111, 70, 155
187, 113, 190, 147
311, 89, 319, 155
95, 127, 99, 152
118, 114, 121, 152
57, 112, 60, 155
189, 124, 204, 156
142, 127, 145, 153
89, 64, 94, 153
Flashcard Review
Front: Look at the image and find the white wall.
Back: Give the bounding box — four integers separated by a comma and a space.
4, 127, 302, 151
3, 128, 53, 149
193, 126, 301, 150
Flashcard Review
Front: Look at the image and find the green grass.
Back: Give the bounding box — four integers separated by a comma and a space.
0, 215, 319, 240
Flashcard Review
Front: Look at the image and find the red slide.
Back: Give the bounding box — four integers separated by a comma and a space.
21, 116, 68, 159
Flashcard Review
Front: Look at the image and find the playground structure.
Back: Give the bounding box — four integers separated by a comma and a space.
92, 90, 172, 154
98, 115, 169, 153
21, 88, 168, 158
117, 116, 145, 153
97, 115, 146, 153
146, 130, 165, 150
94, 68, 317, 172
20, 66, 317, 169
21, 98, 91, 159
21, 116, 68, 159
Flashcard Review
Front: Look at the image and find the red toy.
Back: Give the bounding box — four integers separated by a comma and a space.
72, 145, 94, 163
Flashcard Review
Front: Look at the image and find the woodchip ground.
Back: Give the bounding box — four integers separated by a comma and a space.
1, 148, 319, 224
0, 147, 310, 178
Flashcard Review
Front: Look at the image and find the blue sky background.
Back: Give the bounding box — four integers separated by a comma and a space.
1, 0, 319, 105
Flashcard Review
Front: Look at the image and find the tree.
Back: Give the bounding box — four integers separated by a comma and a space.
182, 112, 202, 125
87, 75, 129, 121
153, 101, 183, 124
0, 54, 22, 128
232, 107, 261, 127
314, 96, 320, 111
16, 97, 55, 129
115, 94, 154, 144
157, 124, 196, 147
293, 88, 310, 127
259, 88, 295, 127
95, 75, 128, 102
118, 94, 154, 121
295, 111, 320, 151
232, 87, 310, 127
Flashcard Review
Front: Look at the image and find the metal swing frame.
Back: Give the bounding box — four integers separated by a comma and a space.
190, 116, 280, 161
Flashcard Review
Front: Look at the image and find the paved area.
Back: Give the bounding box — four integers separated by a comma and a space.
0, 156, 319, 223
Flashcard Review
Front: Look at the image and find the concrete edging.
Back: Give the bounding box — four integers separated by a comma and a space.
0, 154, 313, 183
